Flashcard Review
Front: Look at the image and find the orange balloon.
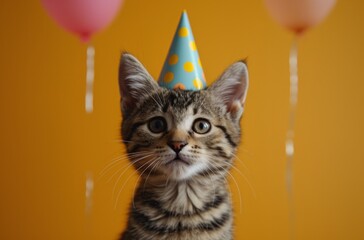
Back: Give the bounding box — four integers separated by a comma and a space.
264, 0, 336, 34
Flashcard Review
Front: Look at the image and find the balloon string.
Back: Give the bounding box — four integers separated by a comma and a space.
85, 171, 94, 237
286, 36, 298, 240
85, 45, 95, 113
85, 171, 94, 214
84, 45, 94, 237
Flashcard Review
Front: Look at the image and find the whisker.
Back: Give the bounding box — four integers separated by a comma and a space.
231, 152, 248, 170
204, 153, 256, 198
239, 147, 253, 157
127, 151, 153, 156
97, 151, 150, 181
100, 151, 153, 180
208, 166, 233, 204
228, 164, 256, 199
225, 170, 243, 214
133, 158, 160, 208
113, 157, 157, 209
113, 170, 137, 209
202, 164, 217, 204
97, 160, 124, 181
111, 153, 154, 196
142, 158, 162, 192
107, 159, 134, 183
98, 155, 128, 179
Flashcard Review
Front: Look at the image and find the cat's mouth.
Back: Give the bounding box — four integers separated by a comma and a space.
166, 156, 190, 166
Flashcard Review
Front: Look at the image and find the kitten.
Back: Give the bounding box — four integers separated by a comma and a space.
118, 53, 249, 240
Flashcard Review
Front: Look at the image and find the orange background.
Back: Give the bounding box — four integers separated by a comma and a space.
1, 1, 364, 239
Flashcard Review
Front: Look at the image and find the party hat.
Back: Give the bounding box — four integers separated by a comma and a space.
158, 11, 206, 90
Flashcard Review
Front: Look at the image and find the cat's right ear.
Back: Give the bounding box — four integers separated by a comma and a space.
118, 52, 159, 114
208, 60, 249, 120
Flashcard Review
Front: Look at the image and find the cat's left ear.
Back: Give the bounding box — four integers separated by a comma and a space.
209, 61, 249, 119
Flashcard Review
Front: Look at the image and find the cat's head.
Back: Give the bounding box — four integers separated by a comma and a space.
119, 53, 248, 181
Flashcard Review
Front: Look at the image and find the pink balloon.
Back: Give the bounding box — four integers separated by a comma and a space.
41, 0, 124, 42
264, 0, 336, 34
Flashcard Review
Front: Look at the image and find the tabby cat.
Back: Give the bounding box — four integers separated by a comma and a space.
118, 53, 249, 240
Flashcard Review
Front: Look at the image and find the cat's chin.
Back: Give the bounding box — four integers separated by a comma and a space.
161, 161, 206, 181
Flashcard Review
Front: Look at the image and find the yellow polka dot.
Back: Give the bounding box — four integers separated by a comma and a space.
190, 41, 197, 51
173, 83, 186, 90
193, 78, 203, 89
184, 62, 194, 72
168, 54, 179, 65
164, 72, 174, 83
178, 27, 189, 37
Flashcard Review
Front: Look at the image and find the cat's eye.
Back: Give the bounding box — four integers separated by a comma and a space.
192, 118, 211, 134
148, 117, 167, 134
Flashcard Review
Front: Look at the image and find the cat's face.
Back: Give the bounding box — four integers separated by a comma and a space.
119, 53, 248, 181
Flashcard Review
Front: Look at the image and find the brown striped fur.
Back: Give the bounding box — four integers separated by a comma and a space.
118, 53, 249, 240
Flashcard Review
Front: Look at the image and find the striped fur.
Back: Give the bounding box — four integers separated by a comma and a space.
118, 53, 248, 240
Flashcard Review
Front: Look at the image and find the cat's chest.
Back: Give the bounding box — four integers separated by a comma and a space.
131, 183, 232, 240
130, 204, 233, 240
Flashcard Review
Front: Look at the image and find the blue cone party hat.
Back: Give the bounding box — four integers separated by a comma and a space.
158, 11, 206, 90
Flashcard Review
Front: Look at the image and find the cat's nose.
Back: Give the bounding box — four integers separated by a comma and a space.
168, 141, 188, 153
